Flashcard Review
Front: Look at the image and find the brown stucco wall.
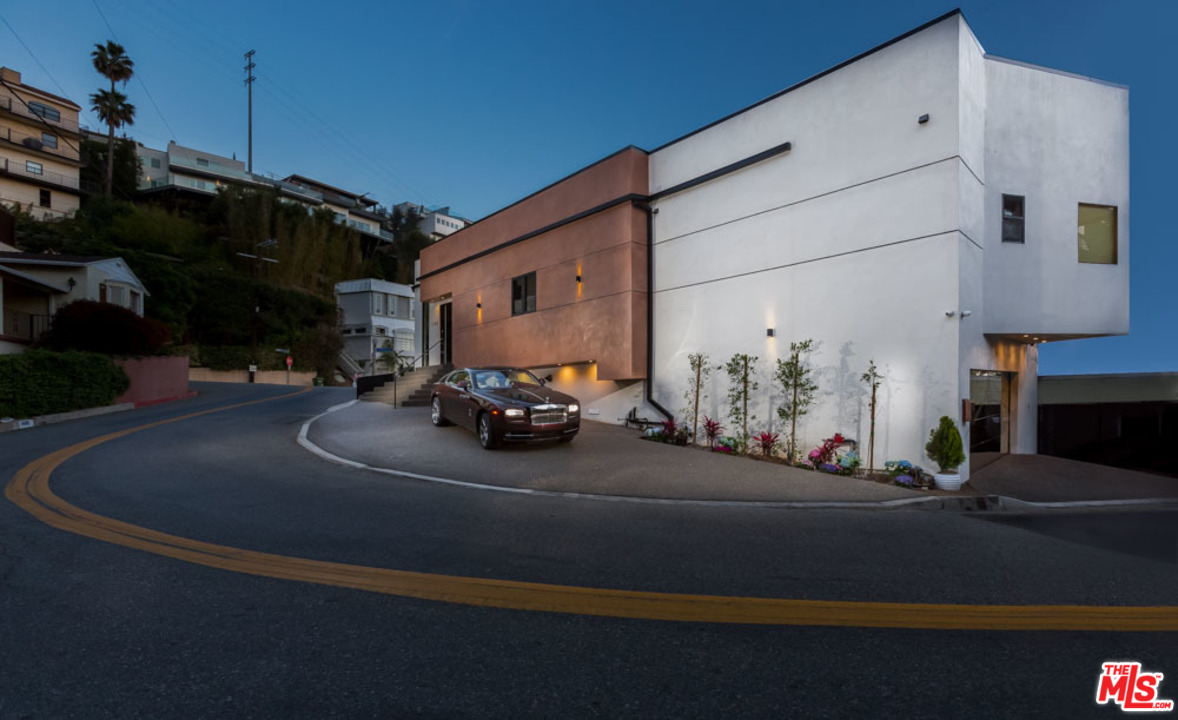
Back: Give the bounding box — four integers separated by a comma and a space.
420, 147, 650, 381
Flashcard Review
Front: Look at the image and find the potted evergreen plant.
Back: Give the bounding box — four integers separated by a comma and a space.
925, 416, 966, 491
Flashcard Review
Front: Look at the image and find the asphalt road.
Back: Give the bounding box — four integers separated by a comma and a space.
1, 383, 1174, 718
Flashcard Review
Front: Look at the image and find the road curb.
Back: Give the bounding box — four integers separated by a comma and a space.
0, 402, 136, 434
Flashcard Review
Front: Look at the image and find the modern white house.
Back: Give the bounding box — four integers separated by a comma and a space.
335, 278, 417, 373
394, 202, 470, 240
417, 10, 1128, 482
647, 11, 1128, 481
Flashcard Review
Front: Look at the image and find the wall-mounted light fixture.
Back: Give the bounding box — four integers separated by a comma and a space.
766, 328, 776, 338
918, 114, 930, 125
476, 301, 482, 309
575, 273, 582, 283
67, 277, 76, 290
945, 310, 956, 318
960, 310, 972, 318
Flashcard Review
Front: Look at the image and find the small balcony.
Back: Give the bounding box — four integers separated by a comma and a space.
0, 156, 81, 192
0, 96, 80, 134
0, 126, 81, 164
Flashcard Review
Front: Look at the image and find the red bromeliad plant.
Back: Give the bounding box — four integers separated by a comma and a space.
661, 417, 678, 437
702, 416, 723, 449
807, 433, 846, 467
752, 431, 780, 457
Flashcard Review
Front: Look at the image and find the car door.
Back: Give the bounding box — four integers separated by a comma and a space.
445, 370, 473, 428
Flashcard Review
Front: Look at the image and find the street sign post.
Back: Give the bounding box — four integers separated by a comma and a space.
285, 355, 292, 385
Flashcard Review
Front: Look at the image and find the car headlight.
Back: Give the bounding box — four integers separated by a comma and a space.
568, 404, 579, 414
504, 408, 525, 417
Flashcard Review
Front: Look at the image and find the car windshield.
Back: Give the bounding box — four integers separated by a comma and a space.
473, 368, 541, 389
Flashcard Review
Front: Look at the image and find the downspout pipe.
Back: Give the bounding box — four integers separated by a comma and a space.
635, 200, 673, 421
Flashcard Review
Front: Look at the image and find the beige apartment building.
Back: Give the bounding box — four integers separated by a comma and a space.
0, 67, 82, 220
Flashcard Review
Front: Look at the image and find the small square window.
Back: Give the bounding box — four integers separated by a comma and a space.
41, 133, 58, 149
1002, 195, 1024, 243
151, 158, 161, 169
39, 189, 51, 208
196, 157, 209, 167
511, 272, 537, 316
26, 160, 43, 175
1078, 204, 1117, 264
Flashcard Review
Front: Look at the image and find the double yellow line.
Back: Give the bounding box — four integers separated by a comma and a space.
7, 389, 1177, 631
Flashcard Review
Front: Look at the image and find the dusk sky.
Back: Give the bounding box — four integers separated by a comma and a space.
2, 1, 1174, 376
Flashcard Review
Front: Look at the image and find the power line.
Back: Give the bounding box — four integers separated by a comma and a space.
0, 12, 102, 129
90, 0, 179, 141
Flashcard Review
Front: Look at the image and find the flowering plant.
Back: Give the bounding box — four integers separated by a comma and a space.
894, 474, 917, 487
818, 463, 841, 474
714, 436, 740, 454
702, 416, 724, 449
807, 433, 847, 468
751, 431, 780, 457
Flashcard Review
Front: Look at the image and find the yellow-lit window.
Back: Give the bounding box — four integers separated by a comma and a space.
1078, 204, 1117, 264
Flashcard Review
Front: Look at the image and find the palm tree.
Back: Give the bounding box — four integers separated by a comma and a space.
90, 41, 134, 197
89, 89, 136, 195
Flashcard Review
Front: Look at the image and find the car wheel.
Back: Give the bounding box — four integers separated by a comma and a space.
478, 413, 499, 449
431, 396, 450, 426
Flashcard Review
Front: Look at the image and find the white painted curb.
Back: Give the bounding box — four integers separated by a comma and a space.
298, 402, 1178, 511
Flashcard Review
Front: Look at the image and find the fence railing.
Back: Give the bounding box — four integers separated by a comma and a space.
2, 310, 50, 342
0, 126, 81, 163
0, 96, 81, 133
0, 156, 81, 191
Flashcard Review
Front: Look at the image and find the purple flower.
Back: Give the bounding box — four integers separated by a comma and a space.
895, 474, 915, 486
819, 463, 840, 473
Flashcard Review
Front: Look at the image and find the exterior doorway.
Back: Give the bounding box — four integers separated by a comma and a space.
439, 301, 453, 365
970, 370, 1013, 472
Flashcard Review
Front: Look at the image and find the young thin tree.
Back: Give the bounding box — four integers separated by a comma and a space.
861, 359, 883, 473
775, 339, 818, 462
723, 353, 758, 453
91, 41, 135, 197
682, 352, 711, 446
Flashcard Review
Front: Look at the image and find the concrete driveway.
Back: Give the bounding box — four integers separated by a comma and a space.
305, 401, 926, 503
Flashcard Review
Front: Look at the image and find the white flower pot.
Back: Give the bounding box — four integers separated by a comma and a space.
934, 471, 964, 492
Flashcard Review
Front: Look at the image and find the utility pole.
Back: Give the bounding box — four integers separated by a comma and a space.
244, 50, 256, 173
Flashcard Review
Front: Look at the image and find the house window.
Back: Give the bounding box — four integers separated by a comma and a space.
511, 272, 537, 316
108, 285, 126, 307
26, 160, 43, 175
39, 189, 50, 208
1002, 195, 1024, 243
41, 133, 58, 149
130, 290, 141, 315
372, 293, 384, 315
150, 158, 161, 169
1078, 204, 1117, 264
196, 157, 209, 167
29, 102, 61, 122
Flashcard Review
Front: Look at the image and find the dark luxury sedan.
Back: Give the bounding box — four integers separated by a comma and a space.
430, 367, 581, 449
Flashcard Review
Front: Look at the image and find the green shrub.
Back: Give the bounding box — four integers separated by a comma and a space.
37, 300, 172, 356
0, 350, 130, 418
925, 416, 966, 472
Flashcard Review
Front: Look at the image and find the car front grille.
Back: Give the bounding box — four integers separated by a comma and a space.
530, 404, 568, 426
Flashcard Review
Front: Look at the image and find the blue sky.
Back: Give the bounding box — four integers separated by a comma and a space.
2, 1, 1174, 375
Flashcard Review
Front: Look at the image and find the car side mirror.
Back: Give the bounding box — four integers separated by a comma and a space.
543, 374, 553, 384
456, 380, 470, 390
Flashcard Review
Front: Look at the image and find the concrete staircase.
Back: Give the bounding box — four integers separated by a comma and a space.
359, 364, 452, 408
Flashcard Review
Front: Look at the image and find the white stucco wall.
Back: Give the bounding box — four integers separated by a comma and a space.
981, 56, 1130, 337
648, 15, 968, 469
